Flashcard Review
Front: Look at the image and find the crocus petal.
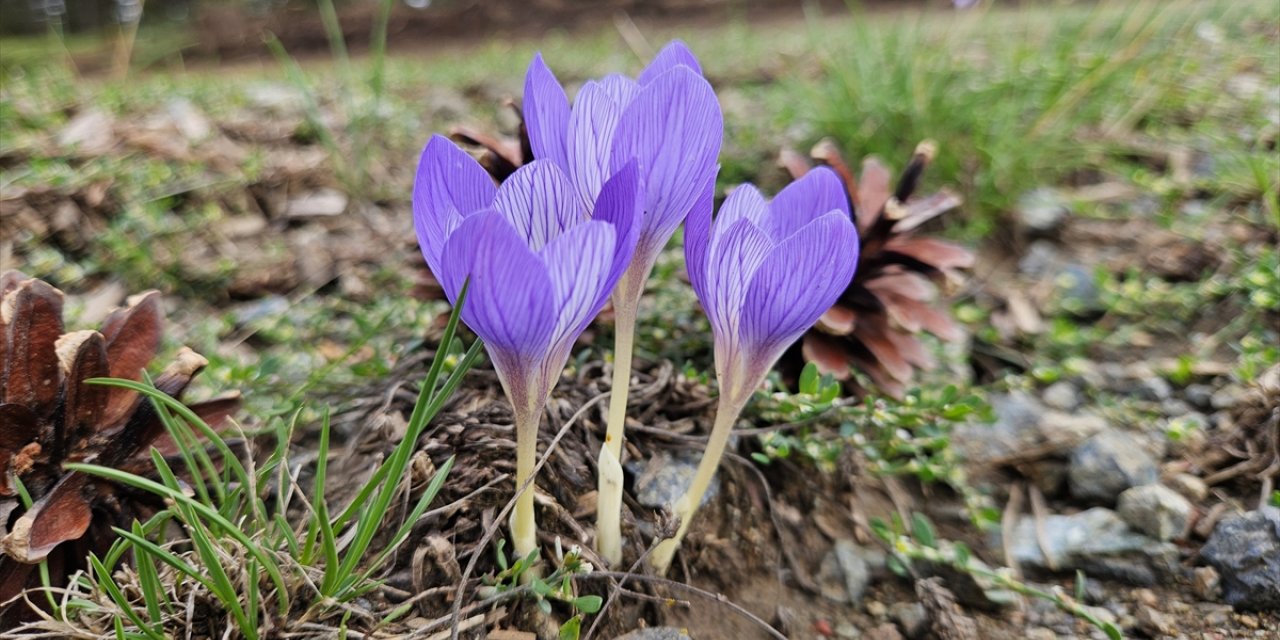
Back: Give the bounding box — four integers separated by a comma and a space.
567, 81, 628, 209
588, 161, 643, 299
439, 211, 556, 369
682, 170, 718, 304
599, 73, 641, 109
523, 53, 572, 172
413, 135, 497, 276
610, 66, 723, 254
762, 166, 852, 242
712, 183, 769, 236
540, 220, 616, 363
705, 219, 773, 347
493, 160, 583, 250
638, 40, 704, 84
739, 212, 859, 369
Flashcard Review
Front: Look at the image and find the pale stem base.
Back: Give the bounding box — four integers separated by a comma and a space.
512, 410, 541, 581
596, 286, 640, 566
648, 392, 746, 575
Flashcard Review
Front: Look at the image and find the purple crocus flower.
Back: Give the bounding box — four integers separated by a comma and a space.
413, 134, 641, 563
522, 41, 721, 270
650, 167, 859, 574
521, 41, 723, 565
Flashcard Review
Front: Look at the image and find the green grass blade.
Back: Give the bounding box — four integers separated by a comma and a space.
67, 460, 290, 616
89, 554, 165, 640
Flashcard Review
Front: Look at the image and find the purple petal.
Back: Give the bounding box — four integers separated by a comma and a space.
567, 80, 627, 209
440, 211, 556, 366
523, 53, 571, 171
599, 73, 641, 109
638, 40, 704, 84
413, 134, 497, 277
540, 220, 616, 363
493, 160, 583, 250
588, 161, 643, 300
739, 212, 859, 366
762, 166, 851, 242
682, 171, 718, 304
713, 183, 768, 236
610, 66, 723, 254
705, 219, 773, 346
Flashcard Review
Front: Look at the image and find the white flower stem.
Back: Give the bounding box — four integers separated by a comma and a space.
596, 292, 638, 566
649, 390, 746, 575
511, 404, 541, 580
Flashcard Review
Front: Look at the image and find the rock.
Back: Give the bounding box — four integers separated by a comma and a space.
1055, 264, 1102, 316
166, 98, 213, 142
1024, 629, 1056, 640
1159, 398, 1191, 417
863, 623, 904, 640
1193, 566, 1221, 600
1018, 240, 1061, 278
1117, 484, 1193, 541
919, 542, 1020, 611
1200, 507, 1280, 611
286, 189, 349, 218
1210, 385, 1245, 410
995, 507, 1179, 585
889, 602, 927, 639
628, 450, 718, 510
1167, 473, 1209, 503
817, 539, 875, 605
1184, 383, 1215, 409
865, 600, 888, 618
614, 629, 691, 640
57, 109, 114, 155
244, 83, 305, 113
1069, 431, 1159, 503
954, 392, 1045, 462
1135, 376, 1173, 401
1042, 381, 1081, 411
1017, 187, 1071, 234
1136, 605, 1175, 637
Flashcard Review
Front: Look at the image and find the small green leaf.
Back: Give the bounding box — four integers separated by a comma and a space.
952, 541, 971, 567
911, 513, 937, 548
537, 598, 553, 615
751, 452, 771, 465
886, 554, 909, 577
572, 595, 603, 614
558, 615, 583, 640
799, 362, 820, 395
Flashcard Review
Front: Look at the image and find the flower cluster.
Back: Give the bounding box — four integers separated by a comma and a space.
413, 42, 860, 572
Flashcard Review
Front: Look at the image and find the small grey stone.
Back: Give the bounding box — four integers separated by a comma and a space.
1055, 264, 1102, 316
1069, 431, 1159, 503
244, 83, 305, 113
57, 108, 114, 155
1018, 187, 1071, 234
1210, 385, 1246, 410
614, 628, 692, 640
1184, 383, 1215, 409
1160, 398, 1191, 417
1167, 473, 1209, 502
864, 624, 903, 640
1118, 484, 1193, 541
817, 540, 876, 605
1201, 507, 1280, 611
1135, 376, 1173, 401
995, 508, 1179, 585
1193, 566, 1221, 600
286, 189, 349, 218
1043, 381, 1081, 411
1019, 240, 1062, 277
628, 451, 718, 509
166, 97, 212, 142
889, 602, 928, 639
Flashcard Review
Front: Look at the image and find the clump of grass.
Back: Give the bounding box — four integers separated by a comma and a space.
801, 0, 1278, 236
6, 294, 481, 637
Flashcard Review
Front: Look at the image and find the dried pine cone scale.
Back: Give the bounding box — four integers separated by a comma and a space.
0, 271, 240, 622
780, 140, 974, 398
